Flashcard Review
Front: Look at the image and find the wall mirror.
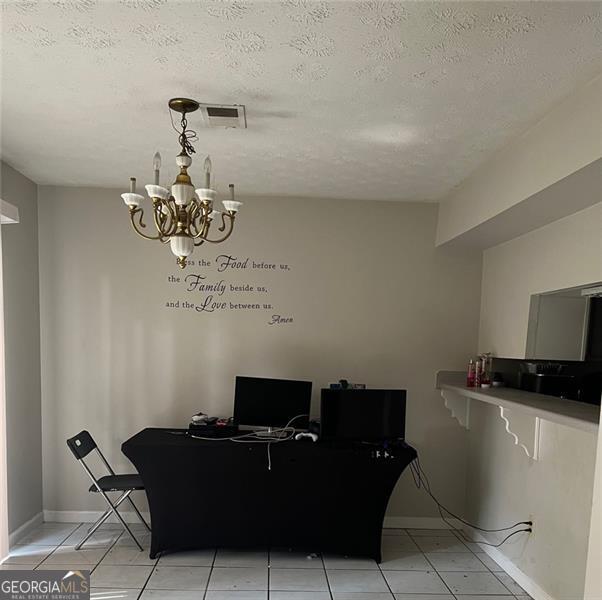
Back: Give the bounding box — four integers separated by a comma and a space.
526, 283, 602, 361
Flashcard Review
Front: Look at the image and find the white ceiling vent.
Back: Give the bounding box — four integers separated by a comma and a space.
199, 104, 246, 129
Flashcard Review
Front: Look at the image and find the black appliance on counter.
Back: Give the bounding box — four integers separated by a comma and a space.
519, 374, 579, 400
493, 357, 602, 405
518, 362, 578, 400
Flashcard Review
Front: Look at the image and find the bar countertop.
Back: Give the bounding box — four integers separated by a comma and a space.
436, 371, 600, 433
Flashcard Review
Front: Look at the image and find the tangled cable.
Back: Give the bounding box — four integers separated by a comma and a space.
169, 106, 198, 156
409, 456, 532, 547
189, 414, 308, 471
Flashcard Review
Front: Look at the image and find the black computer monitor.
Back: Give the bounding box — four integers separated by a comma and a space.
320, 389, 406, 441
234, 376, 312, 429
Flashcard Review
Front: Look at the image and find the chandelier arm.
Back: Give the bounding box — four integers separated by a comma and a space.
188, 201, 203, 236
217, 211, 228, 233
129, 208, 165, 241
169, 201, 181, 232
153, 201, 176, 243
191, 224, 209, 239
162, 201, 180, 238
190, 201, 212, 238
202, 214, 236, 244
191, 212, 212, 239
151, 201, 173, 238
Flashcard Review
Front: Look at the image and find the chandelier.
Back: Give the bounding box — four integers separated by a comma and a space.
121, 98, 242, 269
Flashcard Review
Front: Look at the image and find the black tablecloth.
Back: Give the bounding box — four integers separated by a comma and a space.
122, 428, 417, 561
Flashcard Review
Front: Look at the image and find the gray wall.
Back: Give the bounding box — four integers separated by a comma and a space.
1, 162, 43, 533
475, 204, 602, 599
38, 186, 483, 519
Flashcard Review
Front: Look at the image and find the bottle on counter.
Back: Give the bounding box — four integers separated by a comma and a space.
475, 358, 482, 388
480, 353, 493, 387
466, 359, 476, 388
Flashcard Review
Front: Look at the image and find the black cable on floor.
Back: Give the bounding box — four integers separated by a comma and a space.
410, 456, 532, 547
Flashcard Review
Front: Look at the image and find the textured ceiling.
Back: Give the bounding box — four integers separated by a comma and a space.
1, 1, 600, 201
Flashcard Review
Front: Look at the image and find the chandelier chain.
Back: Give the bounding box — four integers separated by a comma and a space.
169, 107, 197, 156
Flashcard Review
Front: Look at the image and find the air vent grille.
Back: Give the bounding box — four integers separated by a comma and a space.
200, 104, 246, 129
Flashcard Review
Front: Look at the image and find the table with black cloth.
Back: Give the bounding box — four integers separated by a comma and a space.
122, 428, 417, 562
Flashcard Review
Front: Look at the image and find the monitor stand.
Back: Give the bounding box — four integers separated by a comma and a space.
253, 427, 289, 440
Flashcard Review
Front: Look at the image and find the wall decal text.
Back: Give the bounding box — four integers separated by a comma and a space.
165, 254, 294, 325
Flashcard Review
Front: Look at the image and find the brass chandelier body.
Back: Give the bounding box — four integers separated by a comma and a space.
121, 98, 242, 268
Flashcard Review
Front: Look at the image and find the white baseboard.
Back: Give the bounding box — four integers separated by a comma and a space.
9, 511, 43, 547
383, 516, 462, 529
470, 530, 555, 600
46, 511, 459, 531
43, 509, 151, 525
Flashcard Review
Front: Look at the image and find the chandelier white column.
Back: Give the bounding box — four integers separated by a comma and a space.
121, 98, 243, 269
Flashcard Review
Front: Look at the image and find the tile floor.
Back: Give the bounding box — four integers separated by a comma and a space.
0, 522, 532, 600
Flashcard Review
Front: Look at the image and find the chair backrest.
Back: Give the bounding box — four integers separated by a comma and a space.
66, 430, 97, 460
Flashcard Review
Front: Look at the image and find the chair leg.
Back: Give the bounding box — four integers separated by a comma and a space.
98, 490, 145, 552
113, 513, 144, 551
76, 491, 143, 551
88, 510, 110, 533
126, 496, 151, 532
75, 494, 127, 550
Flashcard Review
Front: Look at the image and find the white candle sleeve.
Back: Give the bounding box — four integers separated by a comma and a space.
153, 152, 161, 185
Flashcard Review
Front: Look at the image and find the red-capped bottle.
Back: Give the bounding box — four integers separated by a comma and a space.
467, 359, 476, 387
475, 358, 482, 388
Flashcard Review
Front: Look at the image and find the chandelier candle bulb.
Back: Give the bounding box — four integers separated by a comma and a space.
229, 184, 235, 201
129, 177, 136, 193
204, 155, 212, 188
153, 152, 161, 185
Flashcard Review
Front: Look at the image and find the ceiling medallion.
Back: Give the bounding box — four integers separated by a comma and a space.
121, 97, 242, 269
